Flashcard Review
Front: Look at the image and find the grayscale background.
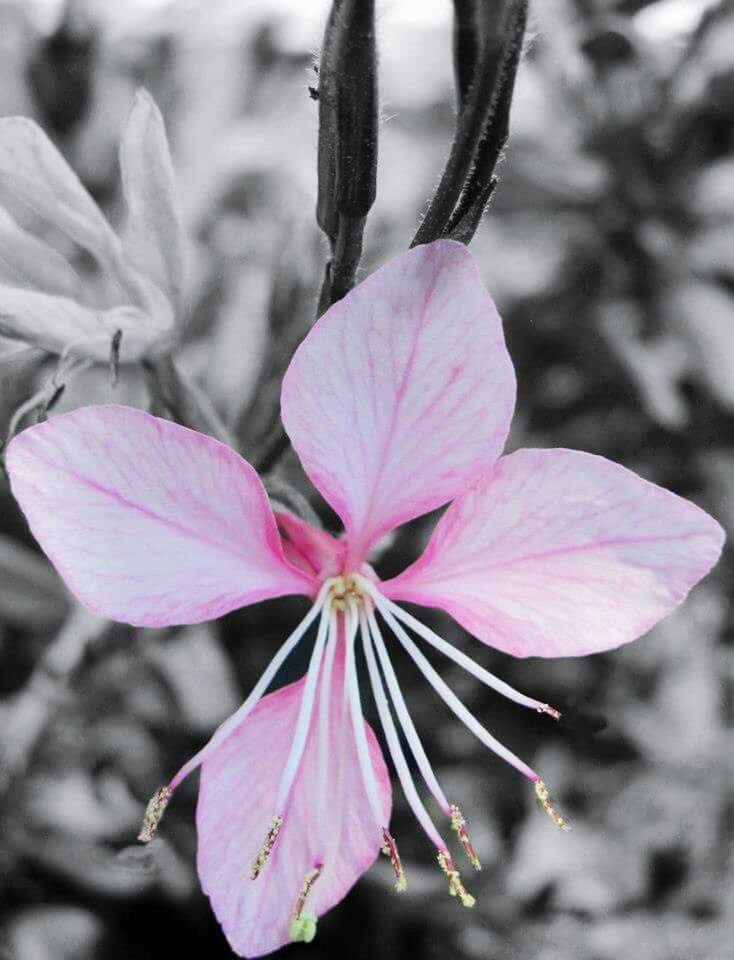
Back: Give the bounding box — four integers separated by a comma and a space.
0, 1, 732, 959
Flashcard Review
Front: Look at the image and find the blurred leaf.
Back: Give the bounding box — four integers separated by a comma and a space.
0, 207, 81, 298
0, 285, 154, 361
0, 345, 48, 438
7, 906, 103, 960
668, 280, 734, 409
0, 533, 67, 629
688, 222, 734, 278
0, 117, 121, 278
25, 770, 139, 839
147, 623, 240, 734
120, 89, 185, 314
19, 830, 194, 899
690, 157, 734, 220
599, 300, 689, 429
507, 809, 648, 913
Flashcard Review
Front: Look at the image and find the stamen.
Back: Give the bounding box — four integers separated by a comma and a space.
137, 785, 172, 842
251, 815, 284, 879
366, 605, 451, 816
169, 581, 333, 791
449, 804, 481, 871
381, 828, 407, 892
251, 604, 332, 881
275, 602, 332, 813
534, 780, 571, 832
537, 703, 562, 721
316, 606, 340, 849
360, 608, 448, 852
370, 587, 559, 717
345, 602, 390, 830
436, 850, 475, 908
363, 586, 540, 782
289, 866, 322, 944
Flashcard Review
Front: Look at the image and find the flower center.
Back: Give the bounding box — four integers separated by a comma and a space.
327, 572, 365, 611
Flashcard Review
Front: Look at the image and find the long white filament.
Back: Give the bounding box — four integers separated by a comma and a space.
364, 605, 451, 816
275, 599, 332, 812
377, 593, 547, 712
361, 608, 448, 851
169, 581, 333, 790
345, 601, 387, 830
359, 581, 540, 782
322, 612, 356, 867
316, 606, 340, 846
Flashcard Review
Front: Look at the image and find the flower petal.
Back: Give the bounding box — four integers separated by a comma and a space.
0, 285, 158, 361
120, 90, 185, 312
0, 206, 81, 298
281, 240, 515, 561
0, 117, 122, 278
384, 448, 724, 657
6, 404, 314, 626
197, 673, 391, 958
274, 511, 346, 580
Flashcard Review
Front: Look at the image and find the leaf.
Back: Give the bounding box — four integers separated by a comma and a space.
0, 345, 48, 437
0, 285, 158, 361
146, 623, 240, 733
0, 206, 81, 298
119, 89, 185, 313
0, 117, 122, 279
0, 533, 68, 629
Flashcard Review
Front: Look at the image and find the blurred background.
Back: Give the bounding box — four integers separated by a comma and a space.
0, 1, 733, 958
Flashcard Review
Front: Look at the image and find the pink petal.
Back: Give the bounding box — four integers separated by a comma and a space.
6, 404, 314, 627
197, 672, 391, 958
275, 511, 346, 580
281, 240, 515, 563
384, 449, 724, 657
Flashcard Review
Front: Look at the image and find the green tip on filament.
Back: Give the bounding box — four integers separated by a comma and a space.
289, 916, 317, 944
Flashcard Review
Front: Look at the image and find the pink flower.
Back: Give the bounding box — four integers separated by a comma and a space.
5, 241, 723, 957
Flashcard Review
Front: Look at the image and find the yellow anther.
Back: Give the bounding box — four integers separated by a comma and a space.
536, 703, 562, 721
534, 780, 571, 831
137, 786, 172, 843
436, 850, 475, 908
251, 815, 284, 879
449, 804, 481, 871
381, 828, 407, 892
329, 574, 364, 609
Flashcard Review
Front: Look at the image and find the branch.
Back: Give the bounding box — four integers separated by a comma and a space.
412, 0, 528, 247
316, 0, 378, 312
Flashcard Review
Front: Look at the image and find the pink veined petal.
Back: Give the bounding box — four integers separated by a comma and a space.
196, 671, 391, 958
275, 511, 346, 580
5, 404, 315, 627
281, 240, 516, 565
383, 448, 725, 658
